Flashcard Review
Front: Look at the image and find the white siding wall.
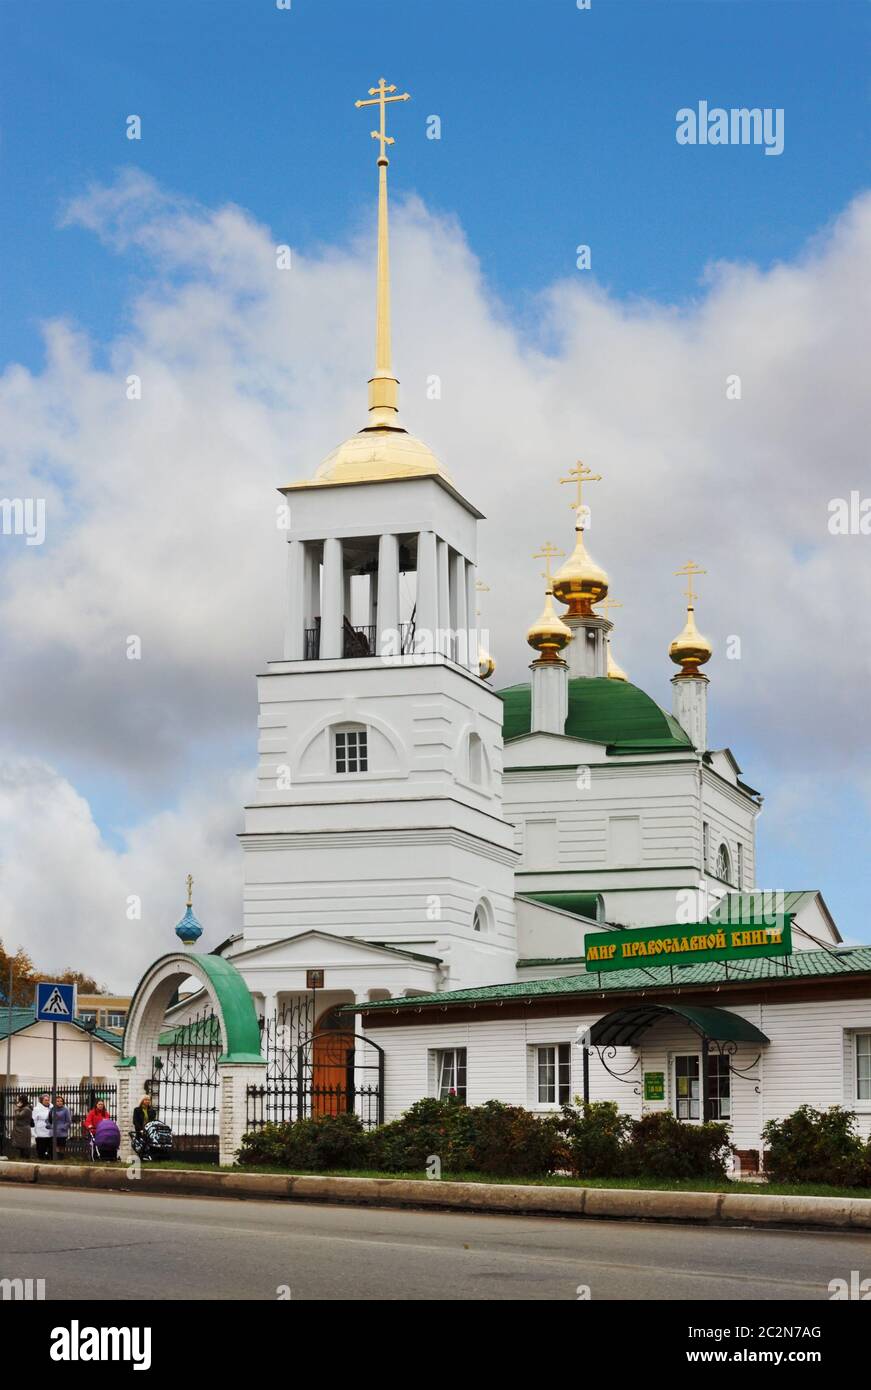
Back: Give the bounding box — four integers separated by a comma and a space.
370, 994, 871, 1147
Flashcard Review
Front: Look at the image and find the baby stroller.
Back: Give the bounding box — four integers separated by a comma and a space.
131, 1120, 173, 1162
89, 1117, 121, 1162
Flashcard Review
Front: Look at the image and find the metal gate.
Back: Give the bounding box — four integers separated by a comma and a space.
246, 1003, 383, 1134
149, 1004, 220, 1163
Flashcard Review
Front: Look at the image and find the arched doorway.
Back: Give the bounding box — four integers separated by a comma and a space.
311, 1007, 355, 1116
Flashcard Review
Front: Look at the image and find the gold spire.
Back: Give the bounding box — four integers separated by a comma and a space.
186, 873, 193, 908
475, 580, 495, 681
669, 561, 713, 678
552, 462, 609, 616
355, 77, 410, 429
601, 597, 629, 682
305, 78, 452, 488
527, 544, 572, 662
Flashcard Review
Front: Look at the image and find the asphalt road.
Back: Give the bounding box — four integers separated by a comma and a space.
1, 1185, 869, 1300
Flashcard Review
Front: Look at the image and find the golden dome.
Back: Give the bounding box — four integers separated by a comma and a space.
312, 424, 453, 486
669, 605, 712, 678
527, 588, 572, 662
478, 648, 496, 681
607, 641, 628, 682
552, 521, 609, 617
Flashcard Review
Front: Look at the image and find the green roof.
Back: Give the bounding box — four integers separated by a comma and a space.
351, 945, 871, 1012
520, 892, 603, 922
0, 1007, 121, 1050
497, 677, 693, 751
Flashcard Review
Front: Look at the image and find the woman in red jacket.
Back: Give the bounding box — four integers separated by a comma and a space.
83, 1100, 111, 1134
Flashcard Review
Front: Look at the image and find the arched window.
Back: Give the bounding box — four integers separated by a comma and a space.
715, 842, 732, 884
472, 899, 493, 934
333, 723, 368, 774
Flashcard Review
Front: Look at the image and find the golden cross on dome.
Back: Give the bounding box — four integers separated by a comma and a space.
675, 560, 706, 606
355, 77, 411, 164
186, 873, 193, 908
601, 596, 623, 621
533, 542, 564, 586
560, 460, 602, 512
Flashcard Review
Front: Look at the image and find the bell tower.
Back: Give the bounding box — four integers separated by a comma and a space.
239, 78, 517, 990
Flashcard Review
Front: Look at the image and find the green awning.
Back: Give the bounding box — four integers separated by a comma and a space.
589, 1003, 769, 1048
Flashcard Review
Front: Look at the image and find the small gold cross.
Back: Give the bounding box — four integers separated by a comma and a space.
533, 542, 564, 584
186, 874, 194, 908
675, 560, 706, 606
355, 77, 411, 164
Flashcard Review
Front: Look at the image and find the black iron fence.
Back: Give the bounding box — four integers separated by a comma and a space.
0, 1082, 117, 1159
245, 1004, 384, 1134
148, 1004, 220, 1163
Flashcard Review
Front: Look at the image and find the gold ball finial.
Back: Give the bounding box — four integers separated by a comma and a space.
669, 562, 712, 678
475, 580, 496, 680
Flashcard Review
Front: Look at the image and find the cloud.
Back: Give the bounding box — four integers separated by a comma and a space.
2, 173, 870, 975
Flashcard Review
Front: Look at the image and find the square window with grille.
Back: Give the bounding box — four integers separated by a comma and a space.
857, 1034, 871, 1102
536, 1043, 571, 1105
334, 727, 368, 774
433, 1048, 467, 1102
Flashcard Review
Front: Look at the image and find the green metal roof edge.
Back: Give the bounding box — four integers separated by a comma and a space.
351, 945, 871, 1012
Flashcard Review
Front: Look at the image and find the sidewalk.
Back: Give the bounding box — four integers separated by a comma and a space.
2, 1160, 870, 1230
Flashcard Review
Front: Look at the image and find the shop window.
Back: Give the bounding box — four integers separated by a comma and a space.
674, 1055, 700, 1120
709, 1053, 731, 1120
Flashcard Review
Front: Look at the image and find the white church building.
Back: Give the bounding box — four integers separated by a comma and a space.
134, 81, 871, 1166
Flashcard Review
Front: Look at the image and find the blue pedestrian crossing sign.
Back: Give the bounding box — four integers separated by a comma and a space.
35, 981, 77, 1022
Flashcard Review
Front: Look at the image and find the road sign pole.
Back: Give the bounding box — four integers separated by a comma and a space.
51, 1022, 58, 1162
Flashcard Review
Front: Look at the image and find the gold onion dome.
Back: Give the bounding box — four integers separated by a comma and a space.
552, 520, 609, 617
607, 642, 628, 682
527, 587, 572, 662
669, 605, 712, 678
478, 648, 496, 681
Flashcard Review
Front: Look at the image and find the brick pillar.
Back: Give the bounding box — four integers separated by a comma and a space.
219, 1061, 268, 1166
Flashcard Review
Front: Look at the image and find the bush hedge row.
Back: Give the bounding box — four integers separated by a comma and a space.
239, 1097, 733, 1180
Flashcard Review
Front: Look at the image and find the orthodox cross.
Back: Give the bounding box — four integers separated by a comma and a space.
560, 460, 602, 513
600, 596, 623, 622
186, 874, 194, 908
675, 560, 706, 607
533, 542, 564, 589
355, 77, 411, 163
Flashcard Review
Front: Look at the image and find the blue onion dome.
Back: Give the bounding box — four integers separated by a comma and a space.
175, 875, 203, 948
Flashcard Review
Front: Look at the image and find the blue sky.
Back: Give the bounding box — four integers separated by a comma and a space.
1, 0, 869, 972
2, 0, 869, 369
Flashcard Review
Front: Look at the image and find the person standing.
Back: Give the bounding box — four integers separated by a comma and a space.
32, 1093, 53, 1160
51, 1095, 72, 1158
10, 1094, 33, 1160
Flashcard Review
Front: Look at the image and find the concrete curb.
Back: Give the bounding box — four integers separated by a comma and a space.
2, 1161, 870, 1230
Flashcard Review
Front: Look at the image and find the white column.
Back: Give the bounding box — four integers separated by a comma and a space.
530, 659, 569, 735
565, 616, 609, 678
321, 537, 344, 659
284, 539, 306, 661
450, 550, 468, 665
465, 560, 477, 671
672, 674, 708, 751
437, 539, 451, 656
219, 1061, 268, 1167
304, 544, 320, 626
376, 532, 400, 655
416, 531, 438, 657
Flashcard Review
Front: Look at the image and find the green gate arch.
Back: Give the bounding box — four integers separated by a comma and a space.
120, 950, 264, 1067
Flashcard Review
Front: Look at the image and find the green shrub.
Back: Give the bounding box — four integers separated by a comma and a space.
762, 1106, 866, 1186
558, 1101, 632, 1178
467, 1101, 562, 1177
238, 1112, 370, 1170
368, 1096, 475, 1173
624, 1111, 731, 1179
